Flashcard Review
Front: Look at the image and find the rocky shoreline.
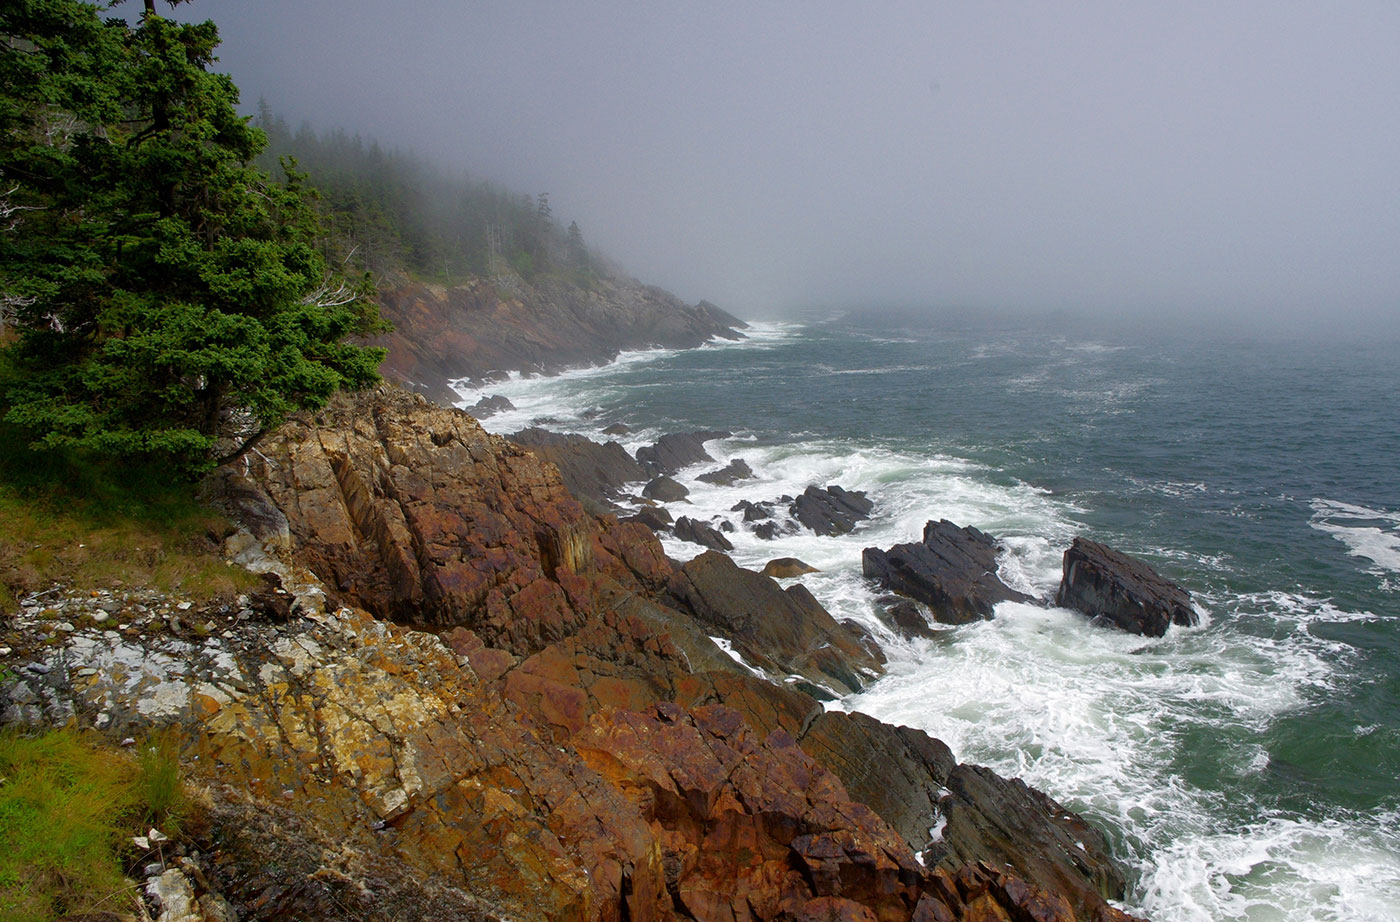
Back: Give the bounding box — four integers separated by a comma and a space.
3, 385, 1149, 922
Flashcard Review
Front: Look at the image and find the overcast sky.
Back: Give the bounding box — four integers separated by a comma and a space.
181, 1, 1399, 328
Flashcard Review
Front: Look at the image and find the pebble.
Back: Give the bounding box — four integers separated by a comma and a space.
25, 662, 51, 675
56, 621, 76, 632
92, 611, 110, 624
77, 667, 98, 677
177, 601, 193, 611
0, 647, 11, 656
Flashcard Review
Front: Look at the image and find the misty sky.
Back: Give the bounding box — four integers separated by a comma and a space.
181, 1, 1398, 327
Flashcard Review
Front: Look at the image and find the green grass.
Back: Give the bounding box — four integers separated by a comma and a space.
0, 727, 190, 922
0, 426, 260, 613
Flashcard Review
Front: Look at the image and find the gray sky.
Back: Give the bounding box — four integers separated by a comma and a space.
188, 1, 1399, 327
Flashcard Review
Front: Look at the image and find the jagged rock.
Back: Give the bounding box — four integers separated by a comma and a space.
508, 427, 647, 509
761, 557, 819, 579
874, 593, 938, 640
863, 520, 1032, 624
467, 394, 514, 418
696, 458, 753, 485
667, 551, 883, 697
937, 763, 1129, 916
732, 499, 774, 521
791, 485, 874, 536
1056, 537, 1197, 636
635, 430, 731, 476
753, 521, 779, 540
641, 475, 689, 502
601, 423, 630, 436
672, 516, 733, 551
621, 506, 673, 532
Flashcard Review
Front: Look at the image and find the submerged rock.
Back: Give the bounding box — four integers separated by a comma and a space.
791, 485, 874, 536
1056, 537, 1198, 636
863, 520, 1032, 624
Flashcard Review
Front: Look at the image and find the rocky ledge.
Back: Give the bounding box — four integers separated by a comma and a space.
376, 276, 746, 403
2, 388, 1144, 922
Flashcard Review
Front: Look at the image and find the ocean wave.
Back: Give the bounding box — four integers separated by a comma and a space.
1309, 498, 1400, 579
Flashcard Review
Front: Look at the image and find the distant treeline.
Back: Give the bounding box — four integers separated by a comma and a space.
254, 103, 597, 284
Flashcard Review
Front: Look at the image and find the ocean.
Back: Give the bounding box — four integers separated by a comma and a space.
454, 314, 1400, 922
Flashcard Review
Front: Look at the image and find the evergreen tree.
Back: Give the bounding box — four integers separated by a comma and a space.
0, 0, 385, 475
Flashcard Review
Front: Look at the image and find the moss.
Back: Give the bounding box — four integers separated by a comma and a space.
0, 727, 189, 922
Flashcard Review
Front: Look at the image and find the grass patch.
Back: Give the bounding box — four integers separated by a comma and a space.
0, 428, 260, 613
0, 726, 190, 922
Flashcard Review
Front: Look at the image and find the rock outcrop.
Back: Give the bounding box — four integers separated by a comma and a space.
1056, 537, 1198, 636
667, 551, 884, 698
673, 516, 734, 551
697, 458, 754, 485
508, 427, 648, 511
863, 520, 1033, 624
1, 388, 1144, 922
791, 485, 875, 536
375, 277, 746, 402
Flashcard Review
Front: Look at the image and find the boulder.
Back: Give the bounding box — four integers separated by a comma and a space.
1056, 537, 1197, 636
791, 485, 874, 536
466, 394, 514, 418
696, 458, 754, 485
601, 422, 630, 436
732, 498, 774, 521
508, 427, 647, 509
673, 516, 734, 551
762, 557, 819, 579
863, 520, 1032, 625
621, 506, 673, 532
667, 551, 883, 697
874, 594, 938, 640
635, 429, 731, 475
641, 475, 689, 502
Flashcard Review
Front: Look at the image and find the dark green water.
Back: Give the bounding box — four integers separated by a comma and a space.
466, 315, 1400, 920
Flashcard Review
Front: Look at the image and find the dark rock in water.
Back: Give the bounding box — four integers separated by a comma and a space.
509, 428, 647, 510
732, 499, 774, 521
635, 430, 731, 475
936, 763, 1128, 915
719, 520, 735, 533
673, 516, 734, 551
753, 521, 779, 541
467, 394, 514, 418
874, 593, 938, 640
863, 520, 1032, 624
667, 551, 884, 696
580, 406, 604, 420
790, 485, 874, 536
641, 475, 689, 502
800, 712, 956, 856
601, 422, 631, 436
622, 507, 673, 532
762, 557, 819, 579
1056, 537, 1197, 636
697, 458, 754, 486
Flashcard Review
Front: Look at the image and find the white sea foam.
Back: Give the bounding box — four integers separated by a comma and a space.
1309, 498, 1400, 579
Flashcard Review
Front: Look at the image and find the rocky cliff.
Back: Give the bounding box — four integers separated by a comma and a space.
2, 388, 1142, 922
374, 274, 746, 403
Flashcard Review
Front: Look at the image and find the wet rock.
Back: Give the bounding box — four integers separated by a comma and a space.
601, 422, 630, 436
508, 427, 647, 509
732, 499, 774, 521
672, 516, 734, 551
761, 557, 819, 579
696, 458, 753, 485
667, 551, 883, 696
635, 430, 731, 476
874, 594, 939, 640
753, 521, 779, 540
641, 475, 689, 502
1056, 537, 1198, 636
791, 485, 874, 536
466, 394, 514, 419
863, 520, 1032, 624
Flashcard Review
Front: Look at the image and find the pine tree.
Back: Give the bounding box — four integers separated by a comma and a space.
0, 0, 385, 475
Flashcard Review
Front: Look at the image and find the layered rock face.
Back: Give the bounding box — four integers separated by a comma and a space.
1056, 538, 1198, 636
375, 277, 746, 403
4, 389, 1144, 922
863, 520, 1032, 624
